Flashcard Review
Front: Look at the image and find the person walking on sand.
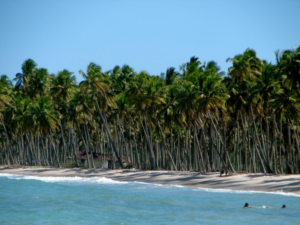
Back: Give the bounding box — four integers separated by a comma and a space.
225, 166, 228, 176
220, 167, 224, 177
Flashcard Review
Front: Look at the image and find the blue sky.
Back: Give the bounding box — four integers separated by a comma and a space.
1, 0, 299, 83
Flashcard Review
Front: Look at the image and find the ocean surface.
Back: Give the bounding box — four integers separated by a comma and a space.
0, 173, 299, 225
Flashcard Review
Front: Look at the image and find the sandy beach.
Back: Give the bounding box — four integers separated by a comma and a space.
1, 166, 300, 195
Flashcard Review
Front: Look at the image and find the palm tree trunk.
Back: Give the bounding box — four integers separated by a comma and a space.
187, 127, 192, 170
118, 118, 130, 167
266, 118, 270, 167
80, 129, 90, 168
249, 108, 268, 173
295, 120, 300, 173
286, 117, 293, 173
272, 126, 277, 174
240, 114, 247, 171
49, 129, 61, 167
59, 119, 67, 164
26, 133, 37, 165
200, 127, 211, 171
280, 114, 283, 173
70, 127, 79, 167
155, 114, 177, 170
92, 91, 124, 169
194, 125, 205, 172
140, 116, 155, 169
260, 119, 267, 163
200, 115, 233, 172
85, 122, 95, 168
249, 106, 270, 173
0, 116, 16, 165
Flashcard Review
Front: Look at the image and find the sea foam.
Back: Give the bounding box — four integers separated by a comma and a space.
193, 186, 300, 197
1, 172, 299, 197
0, 173, 127, 185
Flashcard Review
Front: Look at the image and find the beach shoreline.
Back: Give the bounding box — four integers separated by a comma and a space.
1, 166, 300, 195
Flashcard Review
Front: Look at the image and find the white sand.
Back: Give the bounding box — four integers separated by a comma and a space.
1, 166, 300, 195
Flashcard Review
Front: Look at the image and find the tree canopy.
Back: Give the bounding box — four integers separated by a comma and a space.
1, 46, 300, 174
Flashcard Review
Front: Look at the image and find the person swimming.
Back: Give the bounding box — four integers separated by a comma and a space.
243, 203, 251, 208
282, 205, 286, 208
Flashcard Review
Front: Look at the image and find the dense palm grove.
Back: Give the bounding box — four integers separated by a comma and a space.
1, 47, 300, 174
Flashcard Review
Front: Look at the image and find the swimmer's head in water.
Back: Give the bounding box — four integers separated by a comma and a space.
282, 205, 286, 208
244, 203, 249, 208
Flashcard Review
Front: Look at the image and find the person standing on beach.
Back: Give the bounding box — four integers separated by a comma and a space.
225, 166, 228, 176
220, 167, 224, 177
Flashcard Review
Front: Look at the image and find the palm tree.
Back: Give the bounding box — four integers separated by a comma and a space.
0, 75, 14, 165
226, 49, 269, 173
50, 70, 77, 110
26, 97, 60, 167
26, 68, 51, 99
195, 65, 233, 172
110, 65, 135, 94
0, 75, 13, 87
250, 63, 280, 117
165, 67, 179, 86
126, 73, 167, 169
2, 47, 300, 174
49, 70, 78, 164
269, 80, 300, 173
227, 48, 263, 84
28, 97, 59, 134
0, 75, 12, 109
14, 59, 38, 95
277, 46, 300, 97
79, 62, 124, 168
68, 89, 96, 168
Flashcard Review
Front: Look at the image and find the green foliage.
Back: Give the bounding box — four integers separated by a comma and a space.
1, 46, 300, 173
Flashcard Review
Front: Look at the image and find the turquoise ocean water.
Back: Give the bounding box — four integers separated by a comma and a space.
0, 173, 299, 225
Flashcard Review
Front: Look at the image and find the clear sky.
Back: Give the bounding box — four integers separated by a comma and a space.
1, 0, 299, 83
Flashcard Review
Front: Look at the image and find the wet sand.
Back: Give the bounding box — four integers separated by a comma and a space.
1, 166, 300, 195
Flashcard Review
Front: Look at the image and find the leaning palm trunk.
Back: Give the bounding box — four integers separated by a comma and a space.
272, 115, 286, 173
201, 115, 235, 173
272, 126, 277, 174
59, 119, 67, 164
140, 114, 156, 169
193, 124, 205, 172
70, 127, 80, 167
240, 114, 248, 171
92, 91, 124, 169
131, 119, 142, 169
41, 136, 50, 166
26, 133, 38, 166
155, 114, 177, 170
0, 116, 16, 165
49, 129, 61, 167
294, 121, 300, 173
249, 106, 269, 173
84, 122, 95, 168
80, 129, 90, 168
286, 117, 294, 174
117, 118, 130, 166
